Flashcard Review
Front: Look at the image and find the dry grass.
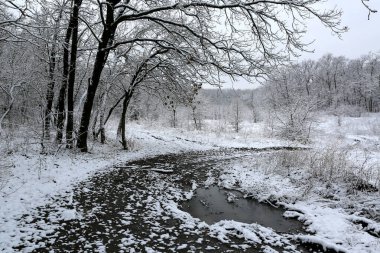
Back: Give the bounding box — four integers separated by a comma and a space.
265, 145, 380, 194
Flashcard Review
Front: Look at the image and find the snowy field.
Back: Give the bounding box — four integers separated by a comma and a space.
1, 113, 380, 252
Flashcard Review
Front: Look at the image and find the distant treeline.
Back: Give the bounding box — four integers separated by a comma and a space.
262, 53, 380, 114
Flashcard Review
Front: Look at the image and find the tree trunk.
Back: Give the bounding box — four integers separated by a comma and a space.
117, 90, 133, 150
66, 0, 82, 148
0, 84, 20, 136
56, 9, 74, 143
77, 2, 118, 152
173, 109, 176, 128
44, 5, 64, 141
98, 81, 111, 144
44, 49, 57, 140
235, 102, 240, 133
102, 93, 126, 130
76, 45, 109, 151
119, 92, 133, 150
192, 106, 199, 130
91, 108, 99, 140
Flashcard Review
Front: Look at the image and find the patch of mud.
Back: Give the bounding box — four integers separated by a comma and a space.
182, 186, 303, 233
12, 149, 342, 252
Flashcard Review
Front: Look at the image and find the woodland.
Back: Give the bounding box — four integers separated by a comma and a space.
1, 0, 367, 151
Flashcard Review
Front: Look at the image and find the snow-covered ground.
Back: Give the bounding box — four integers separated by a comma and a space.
215, 113, 380, 252
0, 123, 214, 252
1, 113, 379, 252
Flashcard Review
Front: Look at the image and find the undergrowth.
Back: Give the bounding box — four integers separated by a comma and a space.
268, 145, 379, 194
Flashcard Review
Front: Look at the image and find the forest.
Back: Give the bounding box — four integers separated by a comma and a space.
0, 0, 347, 151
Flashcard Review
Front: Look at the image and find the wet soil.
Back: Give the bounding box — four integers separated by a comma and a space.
13, 149, 330, 252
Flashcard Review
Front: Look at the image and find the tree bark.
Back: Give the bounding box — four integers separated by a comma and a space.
119, 92, 133, 150
44, 49, 57, 140
44, 7, 64, 141
76, 43, 110, 151
66, 0, 82, 148
56, 8, 74, 143
98, 81, 111, 144
0, 83, 22, 136
103, 93, 126, 128
91, 107, 99, 140
77, 1, 118, 152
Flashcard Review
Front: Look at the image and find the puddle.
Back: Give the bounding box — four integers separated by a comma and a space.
182, 186, 303, 233
13, 149, 337, 252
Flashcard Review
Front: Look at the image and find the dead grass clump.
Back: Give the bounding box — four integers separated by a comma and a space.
270, 145, 379, 194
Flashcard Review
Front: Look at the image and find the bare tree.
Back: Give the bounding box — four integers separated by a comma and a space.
264, 65, 317, 141
187, 84, 203, 131
233, 99, 241, 133
75, 0, 345, 151
117, 48, 168, 149
42, 1, 67, 141
56, 0, 83, 145
66, 0, 83, 148
0, 0, 29, 29
0, 82, 24, 136
361, 0, 377, 19
0, 42, 35, 136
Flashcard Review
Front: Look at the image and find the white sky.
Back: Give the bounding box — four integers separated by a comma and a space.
216, 0, 380, 89
301, 0, 380, 60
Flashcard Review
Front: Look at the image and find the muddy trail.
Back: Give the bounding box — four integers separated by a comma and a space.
13, 149, 332, 252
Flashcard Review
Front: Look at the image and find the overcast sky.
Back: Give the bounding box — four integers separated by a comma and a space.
218, 0, 380, 89
302, 0, 380, 60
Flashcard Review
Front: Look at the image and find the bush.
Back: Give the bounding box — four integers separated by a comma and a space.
308, 145, 349, 184
268, 145, 379, 193
266, 97, 316, 142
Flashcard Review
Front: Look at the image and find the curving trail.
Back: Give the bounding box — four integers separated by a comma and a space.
14, 150, 329, 253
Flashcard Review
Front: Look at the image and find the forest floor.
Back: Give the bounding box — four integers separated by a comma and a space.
0, 113, 380, 252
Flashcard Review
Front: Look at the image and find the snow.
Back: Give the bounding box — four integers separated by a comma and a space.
295, 235, 348, 252
1, 113, 380, 252
58, 207, 82, 221
150, 168, 174, 173
290, 203, 379, 252
216, 153, 380, 252
0, 123, 212, 252
177, 244, 187, 250
213, 114, 380, 252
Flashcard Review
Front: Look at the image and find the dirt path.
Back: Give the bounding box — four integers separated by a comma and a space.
14, 150, 327, 253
